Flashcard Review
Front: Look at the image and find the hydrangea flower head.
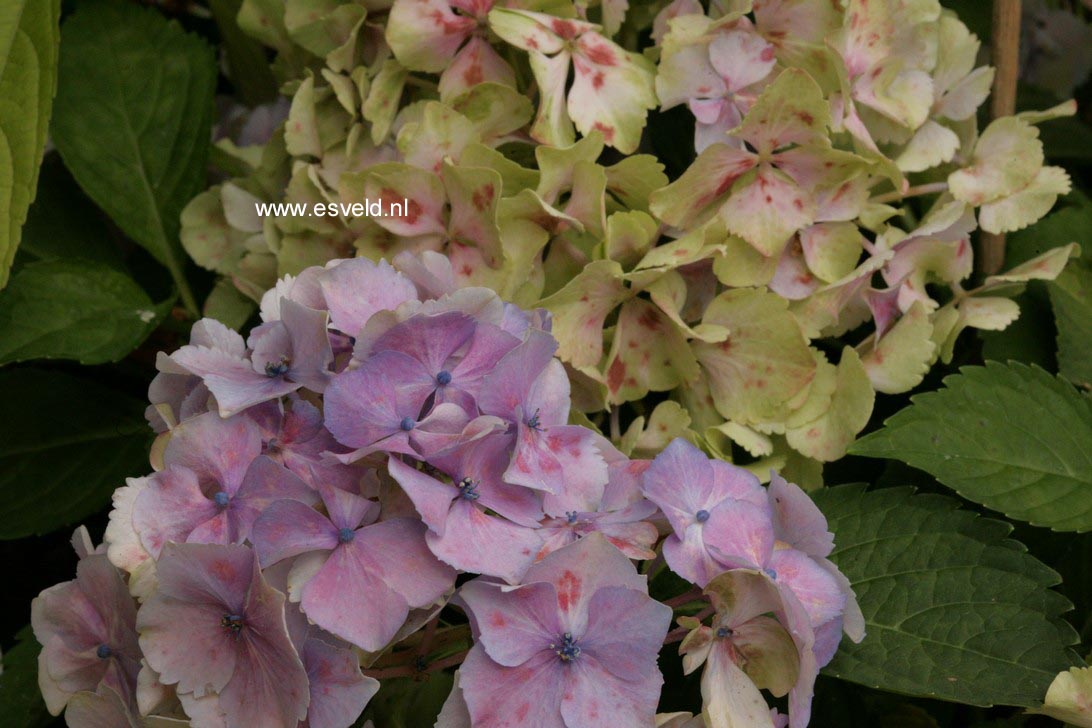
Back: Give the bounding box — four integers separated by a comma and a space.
456, 533, 672, 727
136, 542, 309, 728
32, 551, 141, 716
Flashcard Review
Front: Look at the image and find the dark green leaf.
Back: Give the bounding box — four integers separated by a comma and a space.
360, 672, 453, 728
0, 626, 53, 727
816, 485, 1079, 707
51, 0, 216, 314
0, 0, 62, 288
850, 363, 1092, 531
0, 260, 169, 365
1050, 258, 1092, 388
0, 368, 150, 539
209, 0, 277, 107
15, 154, 123, 271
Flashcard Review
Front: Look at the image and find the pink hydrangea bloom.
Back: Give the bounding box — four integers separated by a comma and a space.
252, 484, 456, 651
136, 543, 309, 727
456, 534, 672, 727
32, 553, 141, 716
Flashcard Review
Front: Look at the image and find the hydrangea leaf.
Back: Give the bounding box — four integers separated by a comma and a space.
0, 260, 169, 365
813, 484, 1079, 707
203, 277, 257, 331
851, 362, 1092, 531
51, 1, 215, 313
692, 288, 816, 425
948, 117, 1043, 206
538, 259, 629, 368
859, 301, 936, 394
0, 0, 60, 289
979, 166, 1073, 235
605, 298, 699, 404
0, 369, 150, 539
0, 625, 51, 726
1051, 257, 1092, 388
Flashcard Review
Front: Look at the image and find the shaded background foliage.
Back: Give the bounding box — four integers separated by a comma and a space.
0, 0, 1091, 726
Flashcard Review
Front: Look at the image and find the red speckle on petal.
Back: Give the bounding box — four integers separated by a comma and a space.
592, 71, 605, 89
525, 35, 539, 49
582, 39, 617, 66
556, 570, 581, 611
760, 46, 775, 62
472, 183, 494, 212
793, 199, 804, 211
551, 18, 578, 39
637, 308, 661, 330
516, 704, 530, 721
210, 559, 236, 582
796, 111, 814, 125
463, 61, 484, 86
490, 611, 507, 627
592, 121, 615, 142
607, 358, 626, 392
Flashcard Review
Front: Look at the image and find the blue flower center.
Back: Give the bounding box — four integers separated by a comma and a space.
264, 357, 290, 378
552, 632, 581, 662
221, 614, 244, 639
764, 568, 777, 580
96, 644, 112, 659
716, 627, 734, 639
695, 509, 710, 523
213, 491, 230, 507
399, 416, 416, 431
338, 527, 356, 544
436, 370, 452, 386
458, 477, 480, 501
566, 511, 579, 525
526, 409, 542, 430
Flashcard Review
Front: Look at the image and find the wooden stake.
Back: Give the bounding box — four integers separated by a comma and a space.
980, 0, 1022, 276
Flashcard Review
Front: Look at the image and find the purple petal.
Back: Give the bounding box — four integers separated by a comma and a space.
704, 500, 776, 570
523, 533, 646, 635
460, 646, 567, 728
579, 586, 671, 682
561, 652, 664, 728
324, 352, 433, 451
768, 473, 834, 558
163, 412, 262, 494
132, 466, 221, 558
301, 633, 379, 728
251, 500, 339, 567
230, 456, 319, 542
319, 258, 419, 338
427, 499, 543, 582
458, 580, 560, 666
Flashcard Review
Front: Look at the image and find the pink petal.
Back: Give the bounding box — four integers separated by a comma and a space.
460, 646, 567, 728
132, 466, 220, 558
319, 258, 418, 338
163, 412, 262, 494
561, 652, 663, 728
579, 587, 671, 682
251, 500, 339, 567
427, 499, 542, 582
459, 580, 560, 666
705, 500, 776, 569
768, 549, 846, 628
768, 474, 834, 558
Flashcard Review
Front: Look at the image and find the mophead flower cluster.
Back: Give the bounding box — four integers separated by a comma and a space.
34, 254, 860, 727
184, 0, 1077, 494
